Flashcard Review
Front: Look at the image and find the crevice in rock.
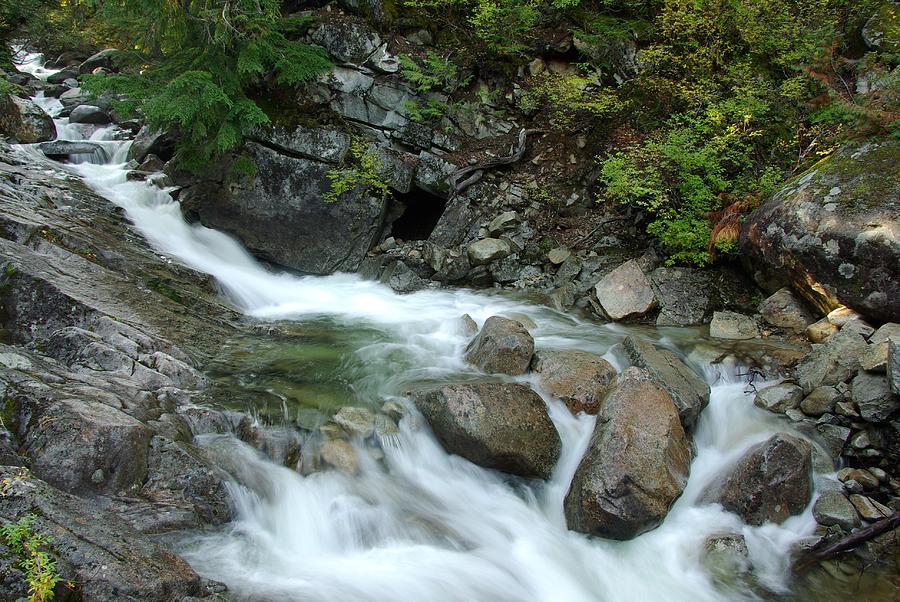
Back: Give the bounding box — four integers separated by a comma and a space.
388, 186, 447, 242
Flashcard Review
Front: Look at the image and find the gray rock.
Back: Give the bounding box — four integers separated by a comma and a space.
758, 287, 817, 331
488, 211, 519, 235
320, 439, 359, 474
69, 104, 112, 124
410, 382, 561, 479
547, 247, 571, 265
650, 267, 713, 326
709, 311, 760, 340
800, 386, 840, 416
848, 494, 892, 521
0, 467, 213, 600
890, 339, 900, 395
127, 126, 173, 163
753, 383, 804, 413
621, 336, 710, 430
564, 367, 691, 540
593, 260, 657, 321
38, 140, 105, 157
795, 328, 869, 393
870, 322, 900, 345
467, 238, 511, 266
183, 142, 387, 274
702, 533, 753, 585
816, 423, 851, 460
861, 340, 889, 372
311, 21, 382, 63
852, 371, 898, 422
813, 491, 861, 529
0, 96, 55, 143
702, 433, 812, 525
251, 124, 351, 163
458, 314, 478, 336
741, 140, 900, 323
464, 316, 534, 376
530, 350, 617, 415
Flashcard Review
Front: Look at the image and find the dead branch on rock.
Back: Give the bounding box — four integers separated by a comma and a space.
448, 129, 528, 196
792, 511, 900, 572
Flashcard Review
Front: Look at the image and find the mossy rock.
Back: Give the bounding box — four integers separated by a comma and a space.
863, 3, 900, 53
741, 140, 900, 323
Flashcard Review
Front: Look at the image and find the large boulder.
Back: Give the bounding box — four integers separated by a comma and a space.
0, 95, 55, 143
410, 382, 561, 479
593, 259, 657, 321
741, 141, 900, 323
564, 367, 691, 540
182, 141, 388, 274
852, 371, 898, 422
530, 349, 617, 414
127, 126, 174, 163
701, 433, 812, 525
78, 48, 120, 74
68, 104, 112, 125
464, 316, 534, 375
650, 267, 712, 326
621, 336, 710, 430
709, 311, 760, 340
467, 238, 511, 266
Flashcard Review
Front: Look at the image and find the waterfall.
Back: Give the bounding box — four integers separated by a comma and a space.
9, 48, 826, 602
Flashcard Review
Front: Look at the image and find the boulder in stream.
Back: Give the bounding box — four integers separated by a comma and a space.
530, 349, 617, 414
0, 95, 55, 143
593, 259, 657, 321
410, 382, 561, 479
701, 433, 812, 525
564, 367, 691, 540
464, 316, 534, 376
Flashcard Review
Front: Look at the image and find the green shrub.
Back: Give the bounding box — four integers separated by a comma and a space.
324, 139, 392, 203
1, 513, 68, 602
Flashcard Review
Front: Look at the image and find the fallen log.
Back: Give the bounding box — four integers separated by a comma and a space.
447, 129, 528, 196
792, 511, 900, 572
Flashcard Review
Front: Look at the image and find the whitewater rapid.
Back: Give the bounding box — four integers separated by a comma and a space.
12, 49, 825, 602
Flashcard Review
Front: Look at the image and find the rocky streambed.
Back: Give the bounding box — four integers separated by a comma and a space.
0, 47, 898, 602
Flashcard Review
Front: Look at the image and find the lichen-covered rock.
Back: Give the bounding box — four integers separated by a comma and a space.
530, 349, 617, 414
593, 259, 657, 321
741, 141, 900, 323
621, 335, 709, 430
410, 382, 561, 479
701, 433, 812, 526
650, 267, 713, 326
464, 316, 534, 375
564, 367, 691, 540
800, 386, 840, 416
0, 95, 55, 143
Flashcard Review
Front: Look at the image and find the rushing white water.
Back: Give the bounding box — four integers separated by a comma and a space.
11, 49, 827, 601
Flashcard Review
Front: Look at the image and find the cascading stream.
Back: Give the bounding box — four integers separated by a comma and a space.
12, 49, 825, 602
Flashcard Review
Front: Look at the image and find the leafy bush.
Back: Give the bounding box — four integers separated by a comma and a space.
324, 139, 392, 203
403, 0, 539, 54
1, 513, 68, 602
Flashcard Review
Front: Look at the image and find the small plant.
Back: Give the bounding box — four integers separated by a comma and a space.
324, 139, 392, 203
399, 52, 471, 123
1, 513, 69, 601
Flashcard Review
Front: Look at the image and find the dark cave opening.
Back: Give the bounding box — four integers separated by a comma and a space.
388, 187, 448, 242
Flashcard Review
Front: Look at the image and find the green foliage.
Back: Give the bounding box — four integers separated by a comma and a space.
1, 514, 66, 602
402, 0, 538, 54
70, 0, 331, 170
399, 52, 471, 122
324, 139, 392, 203
522, 71, 624, 128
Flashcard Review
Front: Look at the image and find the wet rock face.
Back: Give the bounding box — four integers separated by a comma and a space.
701, 433, 812, 526
182, 141, 387, 274
0, 95, 55, 143
741, 140, 900, 323
564, 367, 691, 540
530, 350, 617, 415
464, 316, 535, 376
410, 382, 561, 479
621, 336, 709, 430
795, 327, 869, 393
